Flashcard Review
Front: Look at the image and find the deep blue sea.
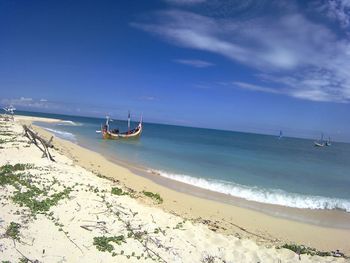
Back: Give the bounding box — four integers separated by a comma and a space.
19, 111, 350, 212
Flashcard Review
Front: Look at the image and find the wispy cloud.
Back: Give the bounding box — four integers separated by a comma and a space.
1, 97, 51, 109
174, 59, 214, 68
318, 0, 350, 28
233, 82, 283, 95
140, 96, 156, 101
132, 3, 350, 103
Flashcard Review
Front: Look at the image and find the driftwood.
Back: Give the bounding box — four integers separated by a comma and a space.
22, 125, 55, 161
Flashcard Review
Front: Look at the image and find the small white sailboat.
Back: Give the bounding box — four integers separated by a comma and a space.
325, 137, 331, 146
278, 130, 283, 140
314, 133, 325, 147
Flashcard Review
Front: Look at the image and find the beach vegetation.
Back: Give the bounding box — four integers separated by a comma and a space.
142, 191, 163, 204
12, 186, 71, 214
93, 235, 125, 252
174, 221, 185, 230
0, 137, 16, 144
5, 222, 21, 241
111, 187, 128, 196
280, 244, 332, 257
0, 163, 33, 174
0, 163, 71, 215
0, 132, 14, 136
201, 255, 215, 263
153, 227, 166, 235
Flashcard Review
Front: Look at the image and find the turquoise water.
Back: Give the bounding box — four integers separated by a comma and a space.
20, 111, 350, 212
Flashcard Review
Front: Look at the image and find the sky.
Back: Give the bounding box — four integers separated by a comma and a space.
0, 0, 350, 141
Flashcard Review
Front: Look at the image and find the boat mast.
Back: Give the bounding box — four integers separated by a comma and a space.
105, 116, 110, 132
128, 111, 131, 132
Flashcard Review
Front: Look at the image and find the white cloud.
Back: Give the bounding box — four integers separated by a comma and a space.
2, 97, 52, 109
233, 82, 283, 95
140, 96, 156, 101
320, 0, 350, 28
132, 7, 350, 103
174, 59, 214, 68
19, 97, 33, 102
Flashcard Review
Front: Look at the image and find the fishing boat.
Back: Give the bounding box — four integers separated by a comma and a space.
314, 133, 325, 147
99, 112, 142, 140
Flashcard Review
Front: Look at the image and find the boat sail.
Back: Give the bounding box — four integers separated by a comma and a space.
278, 130, 283, 140
325, 136, 331, 146
100, 113, 142, 140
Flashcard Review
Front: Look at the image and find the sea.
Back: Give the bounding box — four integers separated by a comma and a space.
18, 111, 350, 214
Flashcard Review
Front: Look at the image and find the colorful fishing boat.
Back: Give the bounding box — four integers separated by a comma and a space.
99, 112, 143, 140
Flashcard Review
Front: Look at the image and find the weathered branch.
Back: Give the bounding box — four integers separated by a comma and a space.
22, 125, 55, 161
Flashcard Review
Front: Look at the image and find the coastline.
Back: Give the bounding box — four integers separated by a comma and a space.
17, 115, 350, 254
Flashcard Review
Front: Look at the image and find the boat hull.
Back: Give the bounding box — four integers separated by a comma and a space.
314, 142, 324, 147
102, 124, 142, 140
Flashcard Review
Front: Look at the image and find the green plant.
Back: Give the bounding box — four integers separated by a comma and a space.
12, 187, 71, 214
5, 222, 21, 241
142, 191, 163, 204
174, 222, 184, 230
280, 244, 332, 257
111, 187, 128, 196
93, 235, 125, 252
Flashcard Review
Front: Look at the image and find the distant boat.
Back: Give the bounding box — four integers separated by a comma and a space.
325, 136, 331, 146
278, 130, 283, 140
314, 133, 325, 147
99, 112, 143, 140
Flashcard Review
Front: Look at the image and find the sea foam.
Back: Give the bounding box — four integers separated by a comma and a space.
149, 169, 350, 212
43, 127, 76, 141
57, 120, 82, 126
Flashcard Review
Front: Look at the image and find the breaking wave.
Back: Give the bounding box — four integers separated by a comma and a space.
57, 120, 82, 126
43, 128, 76, 141
148, 169, 350, 212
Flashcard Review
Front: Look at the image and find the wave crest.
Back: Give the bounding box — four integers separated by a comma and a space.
57, 120, 82, 126
43, 127, 76, 141
148, 169, 350, 212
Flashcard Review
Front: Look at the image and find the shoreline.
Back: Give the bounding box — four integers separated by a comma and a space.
3, 117, 348, 262
33, 116, 350, 230
16, 115, 350, 254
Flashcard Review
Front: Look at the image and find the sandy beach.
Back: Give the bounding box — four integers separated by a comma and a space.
0, 115, 349, 262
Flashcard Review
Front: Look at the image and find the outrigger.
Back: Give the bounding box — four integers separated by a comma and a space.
99, 112, 143, 140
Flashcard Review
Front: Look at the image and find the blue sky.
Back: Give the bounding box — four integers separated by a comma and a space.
1, 0, 350, 141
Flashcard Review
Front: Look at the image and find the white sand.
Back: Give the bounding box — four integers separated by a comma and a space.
0, 118, 348, 262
